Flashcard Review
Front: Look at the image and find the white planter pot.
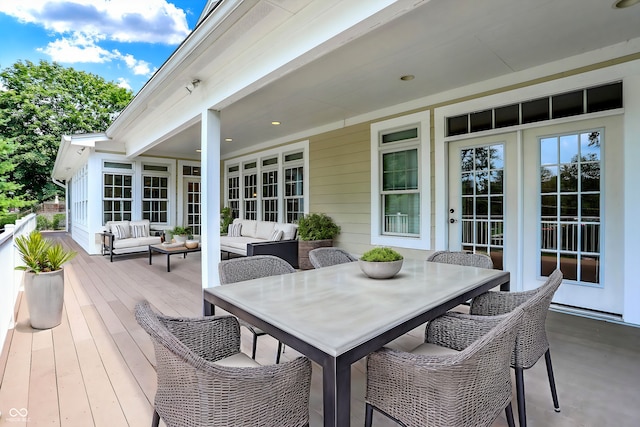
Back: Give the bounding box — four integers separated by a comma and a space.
24, 269, 65, 329
358, 259, 404, 279
173, 234, 188, 244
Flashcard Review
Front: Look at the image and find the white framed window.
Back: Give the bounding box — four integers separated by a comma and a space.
102, 161, 134, 224
243, 161, 258, 220
262, 157, 278, 222
142, 163, 169, 224
284, 151, 304, 223
72, 164, 88, 227
223, 141, 308, 224
371, 111, 430, 249
227, 164, 240, 219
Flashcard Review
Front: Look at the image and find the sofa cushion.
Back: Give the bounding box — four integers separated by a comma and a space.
130, 220, 150, 238
275, 223, 298, 240
270, 229, 283, 241
228, 222, 242, 237
239, 220, 257, 238
113, 236, 161, 249
112, 222, 131, 239
256, 221, 276, 240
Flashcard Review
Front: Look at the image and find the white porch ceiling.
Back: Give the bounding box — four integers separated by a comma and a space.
143, 0, 640, 159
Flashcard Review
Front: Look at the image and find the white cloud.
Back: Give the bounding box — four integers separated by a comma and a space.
38, 32, 115, 63
0, 0, 190, 44
120, 53, 156, 76
0, 0, 186, 86
116, 77, 132, 91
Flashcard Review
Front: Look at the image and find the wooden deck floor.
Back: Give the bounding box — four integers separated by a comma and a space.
1, 232, 639, 426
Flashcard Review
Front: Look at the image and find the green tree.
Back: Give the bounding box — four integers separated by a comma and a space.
0, 60, 133, 202
0, 136, 29, 214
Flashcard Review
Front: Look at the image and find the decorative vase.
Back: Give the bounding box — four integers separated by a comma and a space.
24, 269, 65, 329
173, 234, 188, 244
358, 259, 403, 279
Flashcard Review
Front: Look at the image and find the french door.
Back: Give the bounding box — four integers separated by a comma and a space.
184, 178, 201, 236
446, 116, 623, 315
447, 133, 518, 274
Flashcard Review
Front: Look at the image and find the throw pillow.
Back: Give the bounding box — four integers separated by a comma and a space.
131, 224, 148, 238
270, 229, 284, 241
113, 224, 131, 240
228, 223, 242, 237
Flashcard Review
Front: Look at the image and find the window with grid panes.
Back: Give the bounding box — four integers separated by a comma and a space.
227, 165, 240, 219
103, 163, 133, 224
380, 127, 420, 236
243, 162, 257, 220
539, 130, 602, 284
142, 174, 169, 223
262, 157, 278, 222
284, 152, 304, 223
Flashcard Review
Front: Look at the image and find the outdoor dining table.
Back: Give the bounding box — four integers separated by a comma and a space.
203, 258, 510, 427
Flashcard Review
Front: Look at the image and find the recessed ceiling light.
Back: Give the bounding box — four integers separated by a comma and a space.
613, 0, 640, 8
225, 138, 233, 142
271, 121, 281, 125
400, 75, 415, 81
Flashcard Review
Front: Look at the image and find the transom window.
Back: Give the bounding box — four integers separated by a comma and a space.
539, 130, 602, 284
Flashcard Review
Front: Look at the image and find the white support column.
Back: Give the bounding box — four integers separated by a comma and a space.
623, 74, 640, 326
201, 109, 222, 294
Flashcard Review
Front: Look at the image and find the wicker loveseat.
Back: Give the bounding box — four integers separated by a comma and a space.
100, 219, 162, 262
220, 218, 299, 268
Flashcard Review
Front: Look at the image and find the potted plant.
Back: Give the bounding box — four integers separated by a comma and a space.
358, 247, 404, 279
170, 226, 191, 244
297, 213, 341, 270
15, 230, 77, 329
220, 207, 233, 235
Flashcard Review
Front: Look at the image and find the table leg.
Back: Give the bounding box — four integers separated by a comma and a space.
149, 247, 153, 265
167, 253, 171, 272
323, 357, 351, 427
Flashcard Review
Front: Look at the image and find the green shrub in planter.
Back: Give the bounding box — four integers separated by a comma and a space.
360, 247, 403, 262
297, 213, 340, 241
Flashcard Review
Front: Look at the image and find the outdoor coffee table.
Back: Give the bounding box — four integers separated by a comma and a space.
148, 243, 201, 272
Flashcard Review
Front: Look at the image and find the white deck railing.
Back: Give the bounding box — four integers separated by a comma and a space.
0, 213, 36, 353
384, 213, 409, 234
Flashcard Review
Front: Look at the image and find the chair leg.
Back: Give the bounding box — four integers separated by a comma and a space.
276, 341, 283, 364
251, 333, 258, 359
545, 349, 561, 412
515, 367, 527, 427
365, 403, 373, 427
504, 402, 516, 427
151, 409, 160, 427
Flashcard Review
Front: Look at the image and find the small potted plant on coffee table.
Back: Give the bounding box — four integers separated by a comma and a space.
359, 247, 404, 279
170, 226, 191, 244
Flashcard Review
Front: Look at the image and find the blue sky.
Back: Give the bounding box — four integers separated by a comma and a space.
0, 0, 209, 93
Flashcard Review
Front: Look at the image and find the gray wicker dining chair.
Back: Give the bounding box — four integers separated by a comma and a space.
427, 250, 494, 269
309, 247, 357, 268
135, 300, 311, 427
365, 305, 525, 427
469, 268, 563, 427
218, 255, 295, 363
